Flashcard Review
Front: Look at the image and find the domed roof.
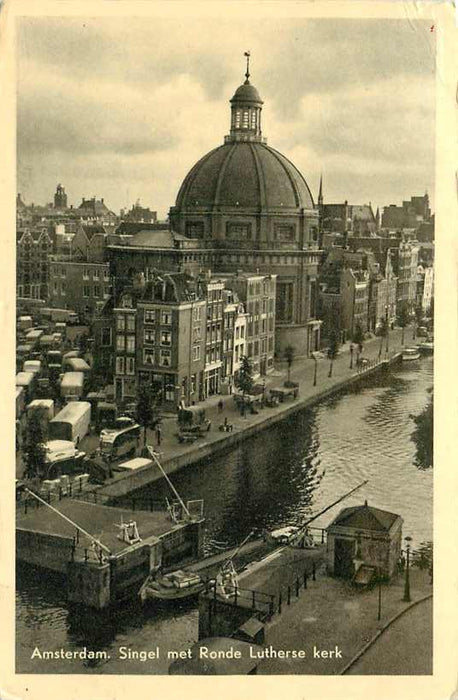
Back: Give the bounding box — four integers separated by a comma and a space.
175, 141, 314, 211
230, 80, 263, 105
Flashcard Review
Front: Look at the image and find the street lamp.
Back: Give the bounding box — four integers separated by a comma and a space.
403, 535, 412, 602
385, 305, 389, 355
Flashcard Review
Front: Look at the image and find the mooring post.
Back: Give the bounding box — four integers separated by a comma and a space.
321, 529, 325, 544
312, 561, 316, 581
79, 478, 82, 493
278, 591, 282, 614
69, 482, 72, 498
287, 586, 291, 605
304, 570, 307, 589
252, 590, 256, 610
58, 487, 62, 501
84, 548, 88, 561
296, 577, 300, 597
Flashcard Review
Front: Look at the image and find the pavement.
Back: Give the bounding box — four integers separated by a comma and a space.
255, 563, 433, 675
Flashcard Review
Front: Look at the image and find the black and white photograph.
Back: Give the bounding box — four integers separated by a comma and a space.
3, 1, 457, 696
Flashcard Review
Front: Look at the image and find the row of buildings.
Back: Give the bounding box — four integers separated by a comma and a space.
16, 64, 434, 410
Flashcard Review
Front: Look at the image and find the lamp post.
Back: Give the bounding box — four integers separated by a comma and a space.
313, 355, 318, 387
350, 343, 354, 369
385, 304, 389, 355
403, 536, 412, 602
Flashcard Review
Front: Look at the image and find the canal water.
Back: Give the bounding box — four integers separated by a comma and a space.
16, 357, 433, 674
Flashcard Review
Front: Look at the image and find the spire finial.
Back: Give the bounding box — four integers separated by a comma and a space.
244, 50, 251, 83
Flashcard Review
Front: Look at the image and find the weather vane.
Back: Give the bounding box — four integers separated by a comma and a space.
244, 51, 251, 82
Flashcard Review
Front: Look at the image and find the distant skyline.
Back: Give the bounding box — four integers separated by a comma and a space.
17, 17, 435, 219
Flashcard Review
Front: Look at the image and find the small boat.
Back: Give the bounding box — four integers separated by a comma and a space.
402, 347, 420, 362
139, 570, 205, 602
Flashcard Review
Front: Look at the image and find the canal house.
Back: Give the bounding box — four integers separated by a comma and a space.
326, 501, 403, 582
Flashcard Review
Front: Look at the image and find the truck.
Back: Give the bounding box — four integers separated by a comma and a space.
49, 401, 91, 445
23, 359, 42, 375
63, 357, 91, 374
60, 371, 85, 400
16, 372, 37, 402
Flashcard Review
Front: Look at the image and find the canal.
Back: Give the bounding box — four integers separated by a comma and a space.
16, 356, 433, 674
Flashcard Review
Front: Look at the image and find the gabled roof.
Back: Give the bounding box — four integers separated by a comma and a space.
329, 502, 401, 532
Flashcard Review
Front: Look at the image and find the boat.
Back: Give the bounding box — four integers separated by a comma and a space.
402, 347, 421, 361
139, 570, 206, 602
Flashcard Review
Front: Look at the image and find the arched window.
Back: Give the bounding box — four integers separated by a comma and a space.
235, 110, 241, 128
242, 110, 249, 128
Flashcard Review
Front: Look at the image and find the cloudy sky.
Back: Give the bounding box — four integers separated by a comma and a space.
17, 16, 435, 218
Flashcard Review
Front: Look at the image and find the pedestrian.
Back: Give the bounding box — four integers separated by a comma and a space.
218, 398, 224, 413
155, 424, 162, 447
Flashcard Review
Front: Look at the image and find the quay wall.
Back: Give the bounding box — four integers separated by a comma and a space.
97, 357, 400, 503
17, 528, 74, 573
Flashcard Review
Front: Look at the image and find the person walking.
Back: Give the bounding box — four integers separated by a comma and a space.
155, 424, 162, 447
218, 398, 224, 413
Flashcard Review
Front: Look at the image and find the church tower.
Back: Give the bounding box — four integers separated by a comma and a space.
54, 184, 67, 209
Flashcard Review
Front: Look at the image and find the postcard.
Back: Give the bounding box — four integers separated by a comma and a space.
1, 1, 457, 699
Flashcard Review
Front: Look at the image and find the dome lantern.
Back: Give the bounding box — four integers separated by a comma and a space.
226, 51, 265, 144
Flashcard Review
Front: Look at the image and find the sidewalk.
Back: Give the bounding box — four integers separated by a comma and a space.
257, 565, 432, 675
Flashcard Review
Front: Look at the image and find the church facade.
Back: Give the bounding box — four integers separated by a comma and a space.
170, 63, 322, 355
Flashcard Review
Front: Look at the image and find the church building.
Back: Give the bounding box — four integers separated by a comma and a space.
170, 56, 322, 355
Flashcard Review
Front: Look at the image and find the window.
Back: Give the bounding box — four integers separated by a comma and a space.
185, 221, 204, 239
53, 281, 58, 295
226, 222, 252, 240
236, 327, 240, 339
93, 285, 101, 298
160, 349, 171, 366
126, 357, 135, 375
161, 330, 172, 346
60, 282, 66, 296
126, 315, 135, 332
193, 326, 201, 342
103, 269, 110, 281
61, 267, 66, 279
242, 110, 249, 128
235, 109, 241, 128
104, 286, 110, 298
101, 328, 112, 346
83, 268, 89, 280
144, 328, 155, 344
161, 311, 172, 325
126, 336, 135, 353
116, 316, 125, 331
275, 224, 296, 242
116, 335, 125, 351
254, 341, 259, 355
144, 310, 155, 324
250, 110, 257, 129
193, 306, 202, 322
248, 342, 253, 357
241, 326, 245, 339
143, 350, 155, 365
83, 285, 91, 298
193, 345, 201, 361
93, 269, 100, 280
116, 357, 125, 374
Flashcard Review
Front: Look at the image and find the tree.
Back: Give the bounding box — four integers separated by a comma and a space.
352, 324, 364, 349
24, 411, 47, 480
378, 317, 388, 358
396, 303, 410, 346
411, 391, 433, 470
235, 355, 254, 398
327, 329, 340, 377
136, 382, 161, 446
284, 345, 295, 385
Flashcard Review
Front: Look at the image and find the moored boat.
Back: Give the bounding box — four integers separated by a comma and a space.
402, 347, 420, 362
139, 570, 206, 602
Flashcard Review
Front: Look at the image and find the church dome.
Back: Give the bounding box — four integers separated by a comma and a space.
230, 81, 263, 105
175, 141, 314, 211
